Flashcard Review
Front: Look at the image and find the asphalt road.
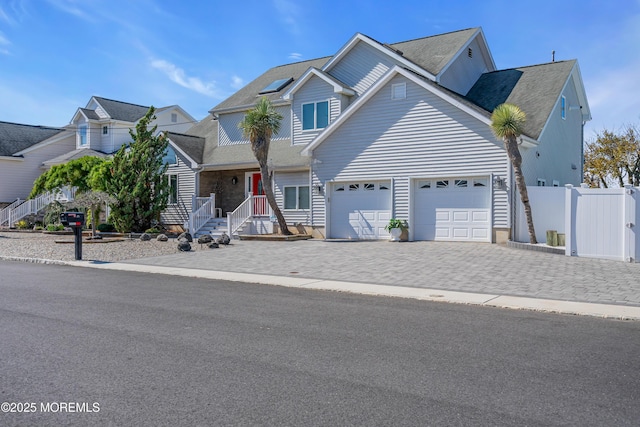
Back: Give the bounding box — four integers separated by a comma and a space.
1, 260, 639, 426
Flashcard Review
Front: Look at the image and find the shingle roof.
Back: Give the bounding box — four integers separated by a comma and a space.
93, 97, 151, 122
0, 121, 67, 156
465, 60, 576, 139
42, 148, 108, 167
385, 28, 479, 76
80, 108, 100, 120
166, 132, 205, 164
211, 57, 330, 113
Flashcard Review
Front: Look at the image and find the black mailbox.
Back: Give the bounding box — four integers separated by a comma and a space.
60, 212, 85, 228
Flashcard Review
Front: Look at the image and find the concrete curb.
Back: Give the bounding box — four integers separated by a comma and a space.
3, 255, 639, 321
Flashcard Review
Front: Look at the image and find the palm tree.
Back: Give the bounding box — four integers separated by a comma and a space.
491, 103, 537, 244
239, 97, 292, 235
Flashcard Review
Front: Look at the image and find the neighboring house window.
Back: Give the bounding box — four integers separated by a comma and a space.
537, 179, 546, 186
391, 83, 406, 100
79, 125, 87, 146
552, 180, 560, 187
284, 186, 310, 210
102, 126, 108, 135
561, 95, 566, 120
162, 146, 177, 165
302, 101, 329, 130
165, 175, 178, 204
171, 113, 178, 123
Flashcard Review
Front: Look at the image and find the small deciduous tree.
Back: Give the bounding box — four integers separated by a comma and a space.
584, 125, 640, 188
105, 107, 169, 233
491, 103, 537, 244
238, 97, 292, 235
68, 191, 116, 236
29, 156, 107, 199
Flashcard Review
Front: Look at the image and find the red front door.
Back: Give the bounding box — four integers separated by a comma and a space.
252, 172, 267, 216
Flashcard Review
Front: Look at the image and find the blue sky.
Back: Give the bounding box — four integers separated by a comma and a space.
0, 0, 638, 139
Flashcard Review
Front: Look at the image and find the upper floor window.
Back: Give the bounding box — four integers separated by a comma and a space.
79, 125, 87, 146
302, 100, 329, 130
391, 83, 406, 100
561, 95, 566, 120
102, 125, 108, 135
162, 146, 177, 165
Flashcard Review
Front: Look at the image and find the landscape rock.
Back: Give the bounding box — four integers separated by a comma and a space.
177, 241, 191, 252
208, 242, 219, 249
156, 234, 168, 242
140, 233, 152, 241
216, 232, 230, 245
177, 232, 193, 242
197, 235, 213, 244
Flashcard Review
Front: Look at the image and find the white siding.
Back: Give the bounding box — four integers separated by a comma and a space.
273, 170, 311, 224
328, 41, 396, 96
219, 106, 291, 146
292, 75, 342, 145
521, 74, 583, 187
155, 109, 195, 134
310, 75, 509, 229
439, 37, 491, 95
161, 150, 197, 225
0, 134, 76, 202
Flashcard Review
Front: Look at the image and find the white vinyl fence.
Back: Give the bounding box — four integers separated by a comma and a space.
515, 185, 640, 262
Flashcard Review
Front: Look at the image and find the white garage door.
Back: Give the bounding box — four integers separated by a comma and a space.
329, 181, 392, 239
413, 177, 491, 242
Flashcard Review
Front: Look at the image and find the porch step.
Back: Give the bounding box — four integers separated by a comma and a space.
193, 218, 245, 239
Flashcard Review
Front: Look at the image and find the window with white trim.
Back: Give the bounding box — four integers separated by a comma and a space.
171, 113, 178, 123
165, 174, 178, 204
552, 180, 560, 187
284, 186, 310, 210
391, 83, 406, 100
162, 147, 177, 165
302, 101, 329, 130
561, 96, 566, 120
537, 178, 546, 187
102, 125, 108, 135
79, 125, 87, 146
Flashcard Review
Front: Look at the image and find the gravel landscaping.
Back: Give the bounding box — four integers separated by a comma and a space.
0, 231, 209, 262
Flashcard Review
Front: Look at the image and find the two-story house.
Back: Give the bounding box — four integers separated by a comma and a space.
165, 27, 591, 242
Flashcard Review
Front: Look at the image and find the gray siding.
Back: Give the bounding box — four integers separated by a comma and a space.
291, 75, 343, 145
161, 150, 197, 225
274, 170, 311, 224
328, 41, 396, 96
219, 106, 291, 146
521, 74, 583, 187
310, 74, 509, 228
439, 37, 491, 95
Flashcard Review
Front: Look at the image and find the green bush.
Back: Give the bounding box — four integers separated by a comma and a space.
144, 227, 161, 234
97, 223, 116, 232
46, 224, 65, 231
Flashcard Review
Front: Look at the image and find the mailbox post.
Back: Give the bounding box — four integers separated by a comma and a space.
60, 212, 85, 260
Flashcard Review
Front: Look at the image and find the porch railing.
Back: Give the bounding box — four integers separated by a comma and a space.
187, 193, 216, 235
0, 198, 23, 226
226, 194, 270, 239
5, 187, 76, 227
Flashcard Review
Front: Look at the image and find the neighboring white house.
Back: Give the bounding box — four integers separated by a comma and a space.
0, 122, 76, 205
167, 27, 591, 243
1, 96, 197, 225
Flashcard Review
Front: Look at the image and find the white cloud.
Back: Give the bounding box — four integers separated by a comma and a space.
151, 59, 219, 97
288, 52, 302, 61
0, 31, 10, 55
273, 0, 301, 36
231, 75, 245, 90
45, 0, 96, 22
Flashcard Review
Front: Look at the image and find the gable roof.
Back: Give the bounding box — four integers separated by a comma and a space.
465, 60, 579, 140
282, 67, 355, 100
166, 132, 205, 165
0, 121, 67, 156
42, 148, 108, 168
211, 57, 329, 114
92, 97, 151, 122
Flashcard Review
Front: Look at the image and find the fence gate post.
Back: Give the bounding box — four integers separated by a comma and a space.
564, 184, 575, 256
623, 185, 636, 262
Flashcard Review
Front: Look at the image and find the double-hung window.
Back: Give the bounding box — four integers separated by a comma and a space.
284, 186, 310, 210
165, 175, 178, 204
79, 125, 87, 146
302, 101, 329, 130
